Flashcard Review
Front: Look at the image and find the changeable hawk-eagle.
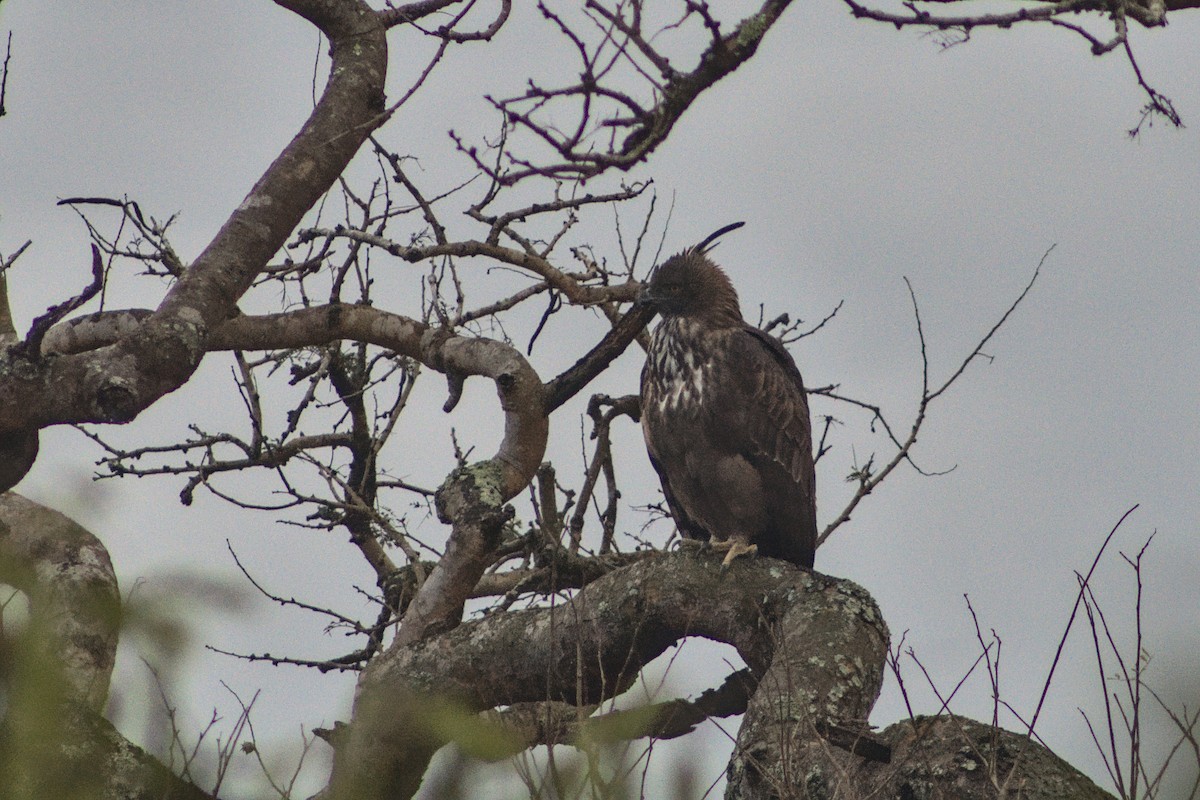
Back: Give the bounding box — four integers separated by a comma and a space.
639, 224, 817, 568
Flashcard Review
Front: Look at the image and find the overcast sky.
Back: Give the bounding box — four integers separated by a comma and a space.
2, 1, 1198, 797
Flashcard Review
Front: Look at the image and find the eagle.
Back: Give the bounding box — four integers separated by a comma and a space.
639, 223, 817, 568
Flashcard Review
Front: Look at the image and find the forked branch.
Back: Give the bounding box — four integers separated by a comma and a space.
818, 246, 1051, 546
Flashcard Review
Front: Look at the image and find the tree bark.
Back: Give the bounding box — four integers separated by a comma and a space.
728, 714, 1113, 799
0, 493, 212, 800
323, 549, 1112, 800
0, 496, 1115, 800
0, 493, 119, 712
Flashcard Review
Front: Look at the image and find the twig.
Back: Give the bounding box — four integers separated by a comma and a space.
818, 248, 1050, 545
0, 31, 11, 118
1025, 504, 1139, 738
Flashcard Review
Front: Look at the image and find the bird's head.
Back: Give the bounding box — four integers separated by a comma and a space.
639, 222, 745, 324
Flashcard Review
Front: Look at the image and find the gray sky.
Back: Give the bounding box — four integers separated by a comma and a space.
3, 1, 1198, 797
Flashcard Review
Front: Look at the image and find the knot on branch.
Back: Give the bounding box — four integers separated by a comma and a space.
151, 313, 209, 370
434, 461, 512, 539
87, 312, 209, 422
94, 377, 139, 423
419, 326, 471, 412
418, 326, 455, 372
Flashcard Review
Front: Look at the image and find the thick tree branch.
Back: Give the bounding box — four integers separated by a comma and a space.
471, 550, 649, 598
45, 304, 547, 501
731, 714, 1114, 799
543, 302, 655, 412
0, 493, 215, 798
220, 310, 549, 652
38, 308, 152, 356
324, 549, 1112, 799
326, 551, 881, 799
0, 493, 119, 712
0, 702, 217, 800
0, 266, 39, 490
486, 668, 758, 758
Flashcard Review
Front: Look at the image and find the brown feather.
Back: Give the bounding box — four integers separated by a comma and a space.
640, 243, 817, 568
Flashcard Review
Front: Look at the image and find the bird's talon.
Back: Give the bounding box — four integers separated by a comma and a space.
719, 541, 758, 569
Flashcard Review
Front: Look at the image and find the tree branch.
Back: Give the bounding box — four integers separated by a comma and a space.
0, 0, 388, 492
325, 550, 882, 799
0, 493, 120, 712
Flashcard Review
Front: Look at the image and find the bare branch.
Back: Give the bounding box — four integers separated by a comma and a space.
841, 0, 1183, 130
463, 0, 796, 185
0, 0, 389, 494
545, 304, 655, 411
819, 250, 1049, 545
1026, 505, 1140, 740
0, 31, 11, 118
0, 240, 33, 342
488, 667, 757, 756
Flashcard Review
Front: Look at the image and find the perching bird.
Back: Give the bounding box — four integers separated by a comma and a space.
639, 223, 817, 568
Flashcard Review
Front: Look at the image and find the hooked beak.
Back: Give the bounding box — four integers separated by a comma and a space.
633, 282, 658, 311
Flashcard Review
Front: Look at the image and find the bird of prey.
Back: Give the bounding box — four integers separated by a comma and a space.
639, 223, 817, 568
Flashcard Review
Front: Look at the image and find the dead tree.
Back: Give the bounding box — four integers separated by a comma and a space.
0, 0, 1184, 797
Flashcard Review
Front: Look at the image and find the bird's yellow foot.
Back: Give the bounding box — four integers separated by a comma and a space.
711, 540, 758, 568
